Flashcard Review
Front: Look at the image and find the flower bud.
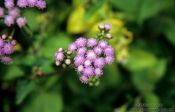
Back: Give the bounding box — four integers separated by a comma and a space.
65, 59, 71, 65
98, 24, 105, 30
105, 33, 112, 39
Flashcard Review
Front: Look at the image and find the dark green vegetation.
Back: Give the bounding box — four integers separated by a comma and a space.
0, 0, 175, 112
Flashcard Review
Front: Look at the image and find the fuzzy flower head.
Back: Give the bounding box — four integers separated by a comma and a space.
27, 0, 37, 7
74, 56, 85, 66
5, 0, 15, 9
75, 37, 86, 48
83, 66, 94, 77
80, 75, 89, 84
94, 58, 105, 68
95, 68, 103, 77
87, 38, 97, 47
17, 0, 28, 8
0, 7, 4, 17
0, 38, 4, 47
55, 50, 64, 62
16, 17, 27, 28
104, 46, 114, 56
8, 8, 20, 18
77, 47, 86, 56
1, 43, 14, 55
86, 50, 96, 61
35, 0, 46, 9
69, 43, 77, 52
0, 35, 16, 65
0, 56, 13, 64
4, 15, 15, 27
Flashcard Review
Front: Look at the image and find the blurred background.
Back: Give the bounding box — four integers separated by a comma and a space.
0, 0, 175, 112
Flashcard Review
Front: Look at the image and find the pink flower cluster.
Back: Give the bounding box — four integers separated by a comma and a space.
68, 37, 114, 84
0, 0, 46, 28
0, 34, 16, 64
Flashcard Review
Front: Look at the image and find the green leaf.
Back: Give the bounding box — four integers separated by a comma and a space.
132, 71, 155, 93
103, 64, 121, 87
111, 0, 173, 23
84, 0, 105, 22
22, 92, 63, 112
144, 93, 160, 112
3, 65, 24, 81
23, 10, 40, 30
149, 59, 167, 82
162, 18, 175, 47
125, 48, 157, 72
137, 0, 173, 23
39, 59, 54, 74
72, 0, 86, 6
16, 80, 36, 105
39, 33, 71, 60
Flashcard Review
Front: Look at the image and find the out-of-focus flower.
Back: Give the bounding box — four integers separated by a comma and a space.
16, 17, 27, 28
0, 35, 16, 64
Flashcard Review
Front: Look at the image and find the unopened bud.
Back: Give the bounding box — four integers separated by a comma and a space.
106, 33, 112, 39
65, 59, 71, 65
56, 61, 60, 66
2, 34, 7, 39
67, 51, 72, 55
98, 24, 105, 30
11, 40, 17, 46
58, 48, 63, 52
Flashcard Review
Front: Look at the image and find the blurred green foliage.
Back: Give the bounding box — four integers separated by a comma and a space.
0, 0, 175, 112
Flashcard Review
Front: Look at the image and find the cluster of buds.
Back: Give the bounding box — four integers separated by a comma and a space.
55, 24, 115, 85
0, 34, 16, 64
0, 0, 46, 28
55, 48, 72, 67
97, 23, 113, 39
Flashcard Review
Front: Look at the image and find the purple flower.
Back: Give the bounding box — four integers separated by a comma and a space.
104, 46, 114, 56
17, 0, 28, 8
1, 43, 14, 55
93, 46, 103, 55
27, 0, 37, 7
5, 0, 15, 9
104, 23, 112, 31
77, 65, 84, 73
84, 60, 92, 67
4, 15, 15, 27
0, 38, 4, 47
98, 40, 108, 49
69, 43, 77, 52
77, 47, 86, 56
74, 56, 85, 66
95, 68, 103, 76
83, 66, 94, 77
16, 17, 27, 28
105, 56, 114, 64
35, 0, 46, 9
0, 7, 4, 17
75, 37, 86, 48
80, 75, 89, 84
86, 50, 96, 60
87, 38, 97, 47
94, 58, 105, 68
0, 56, 13, 64
55, 51, 64, 61
8, 7, 20, 18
